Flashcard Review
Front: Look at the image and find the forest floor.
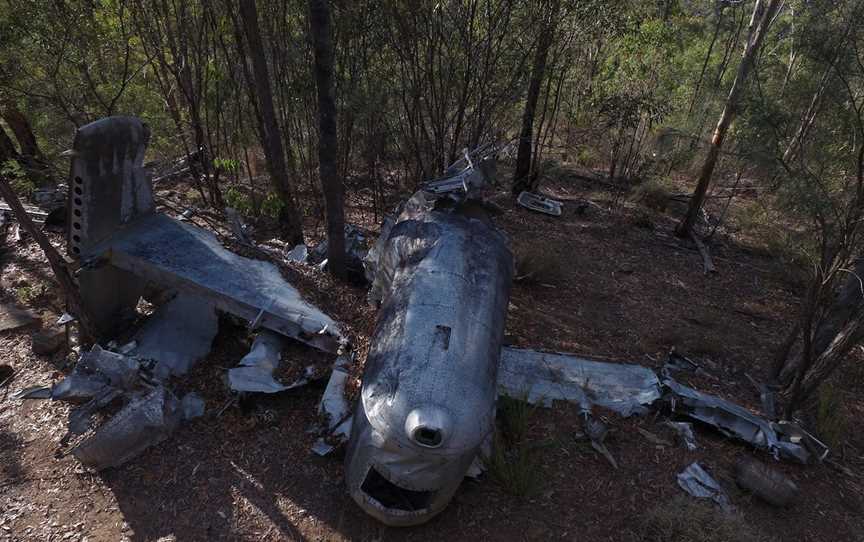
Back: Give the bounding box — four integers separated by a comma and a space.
2, 163, 864, 541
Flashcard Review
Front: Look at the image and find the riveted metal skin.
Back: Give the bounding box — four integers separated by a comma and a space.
345, 193, 513, 526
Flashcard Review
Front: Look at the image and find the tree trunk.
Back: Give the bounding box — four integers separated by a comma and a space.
238, 0, 305, 245
512, 0, 560, 195
676, 0, 782, 237
0, 175, 95, 341
0, 124, 19, 164
308, 0, 346, 279
0, 105, 44, 163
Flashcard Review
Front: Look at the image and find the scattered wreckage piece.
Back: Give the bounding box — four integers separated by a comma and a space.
735, 457, 800, 508
227, 330, 315, 393
498, 347, 662, 415
345, 191, 513, 527
312, 356, 354, 456
0, 303, 38, 333
52, 345, 141, 402
664, 379, 827, 463
129, 294, 218, 378
677, 462, 732, 510
666, 421, 699, 451
516, 191, 563, 216
72, 385, 185, 470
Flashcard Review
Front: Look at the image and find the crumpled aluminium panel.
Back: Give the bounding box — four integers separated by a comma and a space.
87, 212, 343, 354
498, 347, 662, 415
72, 385, 182, 470
130, 293, 218, 378
677, 462, 731, 510
665, 379, 816, 463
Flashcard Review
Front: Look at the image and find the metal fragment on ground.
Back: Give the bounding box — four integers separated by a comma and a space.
284, 244, 309, 263
677, 462, 731, 510
666, 421, 698, 451
664, 379, 816, 463
11, 386, 52, 400
0, 303, 38, 333
516, 191, 563, 216
72, 385, 182, 470
313, 356, 354, 456
52, 345, 141, 402
130, 294, 218, 378
735, 457, 800, 507
228, 330, 311, 394
498, 347, 662, 415
181, 392, 206, 419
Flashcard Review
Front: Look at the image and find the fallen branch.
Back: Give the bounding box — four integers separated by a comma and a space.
689, 231, 717, 275
0, 175, 96, 340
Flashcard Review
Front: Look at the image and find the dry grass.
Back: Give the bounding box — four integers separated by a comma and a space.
512, 240, 567, 285
640, 496, 774, 542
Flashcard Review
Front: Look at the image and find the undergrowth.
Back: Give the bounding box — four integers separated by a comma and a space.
641, 495, 773, 542
486, 395, 546, 497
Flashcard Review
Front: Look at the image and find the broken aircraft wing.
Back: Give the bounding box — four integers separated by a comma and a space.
84, 212, 342, 353
498, 347, 662, 415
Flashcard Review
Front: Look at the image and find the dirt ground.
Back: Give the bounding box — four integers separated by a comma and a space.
2, 167, 864, 541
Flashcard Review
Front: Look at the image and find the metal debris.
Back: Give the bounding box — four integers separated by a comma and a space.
52, 345, 141, 402
227, 331, 314, 394
516, 191, 563, 216
87, 212, 343, 353
498, 347, 662, 415
735, 457, 800, 507
677, 462, 731, 509
130, 294, 218, 378
664, 379, 817, 463
284, 244, 309, 263
181, 392, 206, 420
0, 303, 38, 333
11, 386, 52, 400
666, 421, 698, 451
72, 386, 183, 470
312, 356, 353, 456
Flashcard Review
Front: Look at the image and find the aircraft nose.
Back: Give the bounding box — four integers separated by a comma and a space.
405, 406, 452, 448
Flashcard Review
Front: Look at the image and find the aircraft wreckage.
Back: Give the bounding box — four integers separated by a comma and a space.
10, 116, 828, 527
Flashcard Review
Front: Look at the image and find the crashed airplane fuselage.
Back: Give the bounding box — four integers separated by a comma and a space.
345, 194, 513, 526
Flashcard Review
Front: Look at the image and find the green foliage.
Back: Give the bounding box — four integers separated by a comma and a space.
485, 395, 546, 497
261, 192, 286, 219
224, 186, 253, 216
1, 160, 35, 197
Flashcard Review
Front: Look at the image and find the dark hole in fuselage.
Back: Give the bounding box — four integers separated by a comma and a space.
414, 426, 442, 447
361, 467, 434, 512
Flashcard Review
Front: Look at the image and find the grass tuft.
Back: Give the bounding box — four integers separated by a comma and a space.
641, 495, 773, 542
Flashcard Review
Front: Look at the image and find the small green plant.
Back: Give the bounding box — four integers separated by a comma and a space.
1, 159, 35, 198
15, 284, 45, 304
485, 394, 546, 497
261, 192, 286, 219
225, 186, 254, 216
212, 157, 240, 172
815, 381, 847, 449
